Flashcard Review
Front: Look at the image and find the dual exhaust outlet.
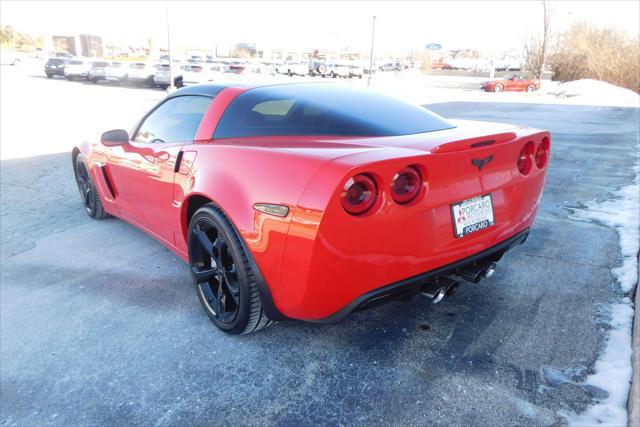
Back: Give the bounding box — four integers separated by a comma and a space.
419, 261, 498, 304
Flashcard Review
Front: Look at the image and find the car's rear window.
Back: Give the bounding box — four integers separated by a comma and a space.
213, 84, 454, 139
69, 60, 83, 65
92, 61, 108, 68
130, 63, 146, 69
47, 58, 65, 65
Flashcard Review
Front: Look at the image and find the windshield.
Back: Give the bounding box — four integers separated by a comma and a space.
502, 74, 515, 80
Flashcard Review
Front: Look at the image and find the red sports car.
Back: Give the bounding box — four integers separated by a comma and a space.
73, 83, 550, 334
482, 74, 541, 92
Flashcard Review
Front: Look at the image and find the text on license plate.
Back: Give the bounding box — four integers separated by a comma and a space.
451, 194, 495, 238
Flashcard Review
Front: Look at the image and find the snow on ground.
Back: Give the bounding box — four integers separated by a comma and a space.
547, 79, 640, 108
567, 159, 640, 426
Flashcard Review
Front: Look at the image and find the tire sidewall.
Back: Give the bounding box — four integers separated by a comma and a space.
494, 84, 503, 92
188, 205, 252, 334
74, 154, 97, 217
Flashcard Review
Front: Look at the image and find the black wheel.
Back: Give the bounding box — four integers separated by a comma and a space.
91, 77, 98, 83
526, 84, 536, 92
73, 154, 108, 219
494, 83, 504, 93
159, 84, 169, 90
188, 204, 274, 334
287, 70, 293, 77
46, 73, 53, 79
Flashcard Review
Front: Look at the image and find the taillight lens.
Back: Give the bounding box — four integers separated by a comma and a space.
517, 141, 535, 175
391, 166, 422, 204
341, 174, 377, 215
535, 137, 550, 168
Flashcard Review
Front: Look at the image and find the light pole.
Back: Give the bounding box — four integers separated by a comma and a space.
367, 16, 376, 87
165, 1, 174, 91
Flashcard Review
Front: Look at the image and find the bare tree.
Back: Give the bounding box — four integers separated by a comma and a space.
525, 1, 553, 78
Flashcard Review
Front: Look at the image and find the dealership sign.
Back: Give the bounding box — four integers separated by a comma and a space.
425, 43, 442, 51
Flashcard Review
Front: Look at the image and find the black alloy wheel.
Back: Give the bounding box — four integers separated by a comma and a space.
74, 155, 108, 219
188, 204, 274, 334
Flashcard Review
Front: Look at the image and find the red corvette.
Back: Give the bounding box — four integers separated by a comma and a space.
482, 74, 541, 92
73, 83, 550, 334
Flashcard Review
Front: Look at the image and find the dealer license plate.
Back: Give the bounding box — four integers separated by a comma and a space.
451, 194, 495, 238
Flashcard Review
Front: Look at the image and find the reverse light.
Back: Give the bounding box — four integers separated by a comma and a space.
391, 166, 422, 204
341, 174, 377, 215
535, 137, 550, 168
517, 141, 535, 175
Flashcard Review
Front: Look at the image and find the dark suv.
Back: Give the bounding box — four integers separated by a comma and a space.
45, 58, 69, 78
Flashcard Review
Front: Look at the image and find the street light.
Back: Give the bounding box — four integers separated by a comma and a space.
367, 16, 376, 87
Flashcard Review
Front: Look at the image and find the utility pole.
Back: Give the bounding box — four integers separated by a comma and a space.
165, 1, 174, 91
367, 16, 376, 87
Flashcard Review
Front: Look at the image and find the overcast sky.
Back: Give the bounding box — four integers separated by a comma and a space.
1, 1, 639, 54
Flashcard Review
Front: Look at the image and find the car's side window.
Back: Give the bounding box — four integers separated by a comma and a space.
134, 96, 212, 144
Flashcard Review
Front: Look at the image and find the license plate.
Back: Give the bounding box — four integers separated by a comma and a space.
451, 194, 495, 238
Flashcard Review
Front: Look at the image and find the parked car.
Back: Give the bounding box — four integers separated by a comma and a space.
153, 63, 182, 89
495, 66, 522, 72
225, 63, 276, 80
126, 62, 156, 87
104, 61, 128, 84
276, 61, 309, 76
348, 64, 364, 79
45, 58, 69, 78
64, 59, 93, 80
378, 62, 402, 71
182, 64, 208, 85
325, 63, 350, 78
482, 74, 540, 92
73, 82, 550, 334
430, 61, 453, 70
88, 61, 109, 83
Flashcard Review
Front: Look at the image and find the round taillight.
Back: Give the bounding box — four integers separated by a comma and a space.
391, 166, 422, 204
535, 137, 550, 168
341, 174, 377, 215
517, 141, 535, 175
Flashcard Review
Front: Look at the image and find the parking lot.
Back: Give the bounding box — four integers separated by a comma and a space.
1, 66, 638, 425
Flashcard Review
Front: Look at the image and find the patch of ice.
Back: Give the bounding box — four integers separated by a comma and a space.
565, 156, 639, 426
547, 79, 640, 108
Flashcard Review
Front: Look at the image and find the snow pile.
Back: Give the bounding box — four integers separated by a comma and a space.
547, 79, 640, 107
566, 302, 635, 426
566, 159, 639, 426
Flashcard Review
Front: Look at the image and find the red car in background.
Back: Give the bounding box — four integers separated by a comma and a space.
482, 74, 541, 92
73, 83, 550, 334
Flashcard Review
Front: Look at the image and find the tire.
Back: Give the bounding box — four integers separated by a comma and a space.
188, 204, 274, 334
287, 70, 292, 77
73, 154, 108, 219
91, 77, 98, 84
175, 77, 183, 88
46, 73, 53, 79
494, 84, 504, 93
526, 84, 536, 92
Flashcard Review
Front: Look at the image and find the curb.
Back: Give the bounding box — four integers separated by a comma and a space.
628, 254, 639, 427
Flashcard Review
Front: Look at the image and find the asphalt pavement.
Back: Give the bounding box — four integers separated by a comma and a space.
1, 69, 638, 426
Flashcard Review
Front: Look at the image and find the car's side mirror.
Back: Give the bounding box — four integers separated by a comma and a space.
101, 129, 129, 146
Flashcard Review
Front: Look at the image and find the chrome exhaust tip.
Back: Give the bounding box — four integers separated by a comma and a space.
419, 276, 459, 304
483, 262, 497, 279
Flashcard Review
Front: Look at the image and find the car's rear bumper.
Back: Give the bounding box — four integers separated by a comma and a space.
310, 227, 529, 323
